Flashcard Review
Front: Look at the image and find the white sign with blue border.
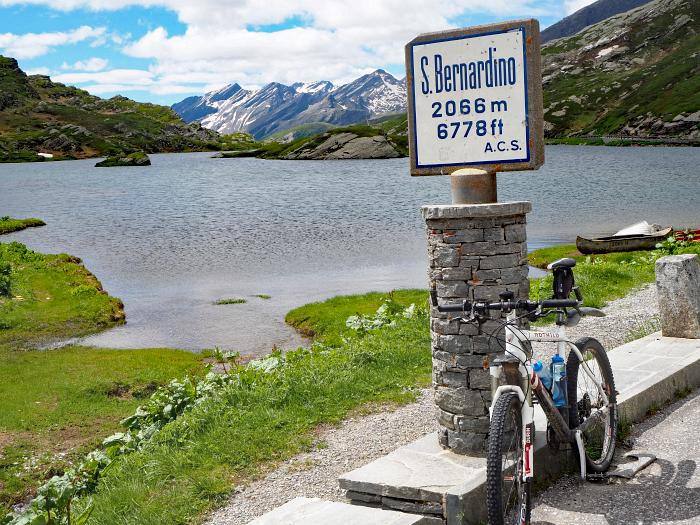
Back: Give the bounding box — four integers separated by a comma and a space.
405, 19, 544, 176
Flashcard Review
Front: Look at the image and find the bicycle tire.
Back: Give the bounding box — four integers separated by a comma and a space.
486, 391, 532, 525
566, 337, 618, 473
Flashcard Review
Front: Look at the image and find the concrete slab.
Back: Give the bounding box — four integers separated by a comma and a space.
245, 497, 443, 525
339, 333, 700, 524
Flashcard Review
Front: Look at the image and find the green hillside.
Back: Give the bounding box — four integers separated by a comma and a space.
541, 0, 699, 139
0, 56, 223, 162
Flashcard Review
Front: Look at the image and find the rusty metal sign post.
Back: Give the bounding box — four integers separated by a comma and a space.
405, 19, 544, 203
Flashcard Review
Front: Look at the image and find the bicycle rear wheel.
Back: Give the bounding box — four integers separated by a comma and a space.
486, 391, 531, 525
566, 337, 618, 472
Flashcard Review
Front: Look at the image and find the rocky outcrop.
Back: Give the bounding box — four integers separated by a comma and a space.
42, 133, 78, 152
95, 152, 151, 167
283, 133, 401, 160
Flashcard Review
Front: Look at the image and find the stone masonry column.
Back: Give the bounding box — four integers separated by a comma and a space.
422, 202, 532, 456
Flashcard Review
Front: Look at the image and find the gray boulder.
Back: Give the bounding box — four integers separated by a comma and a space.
656, 254, 700, 338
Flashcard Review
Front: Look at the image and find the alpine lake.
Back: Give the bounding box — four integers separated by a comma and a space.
1, 145, 698, 355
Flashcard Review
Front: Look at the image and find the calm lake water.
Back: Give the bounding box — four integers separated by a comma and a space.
1, 146, 698, 354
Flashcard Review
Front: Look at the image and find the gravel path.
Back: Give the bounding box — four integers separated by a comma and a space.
207, 284, 658, 525
532, 283, 659, 361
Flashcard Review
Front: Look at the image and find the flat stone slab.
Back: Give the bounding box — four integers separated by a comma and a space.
421, 201, 531, 219
340, 333, 700, 524
339, 434, 484, 504
245, 497, 442, 525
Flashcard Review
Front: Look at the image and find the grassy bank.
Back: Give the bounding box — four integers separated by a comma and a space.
528, 245, 656, 308
285, 289, 425, 346
0, 217, 45, 236
74, 310, 430, 524
0, 241, 124, 347
0, 241, 203, 513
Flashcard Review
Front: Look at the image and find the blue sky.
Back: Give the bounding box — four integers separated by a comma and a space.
0, 0, 594, 106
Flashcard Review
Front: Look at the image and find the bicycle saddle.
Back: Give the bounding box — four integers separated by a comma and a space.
547, 258, 576, 270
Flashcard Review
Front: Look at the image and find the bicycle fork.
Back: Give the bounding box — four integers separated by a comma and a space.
490, 362, 536, 483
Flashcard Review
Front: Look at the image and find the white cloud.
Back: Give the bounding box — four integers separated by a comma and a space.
0, 0, 568, 98
564, 0, 596, 15
116, 0, 557, 90
61, 57, 109, 71
0, 25, 106, 58
52, 68, 154, 85
24, 66, 51, 75
50, 67, 198, 95
78, 82, 197, 95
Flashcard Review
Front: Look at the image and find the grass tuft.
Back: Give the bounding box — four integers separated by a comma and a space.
214, 298, 247, 305
624, 316, 661, 343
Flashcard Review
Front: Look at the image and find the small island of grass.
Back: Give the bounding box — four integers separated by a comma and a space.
95, 151, 151, 167
215, 297, 247, 305
0, 217, 45, 236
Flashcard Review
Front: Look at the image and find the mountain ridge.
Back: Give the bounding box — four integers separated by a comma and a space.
175, 0, 697, 144
172, 69, 406, 139
541, 0, 654, 42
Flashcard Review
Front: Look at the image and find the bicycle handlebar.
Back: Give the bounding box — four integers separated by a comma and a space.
431, 293, 579, 314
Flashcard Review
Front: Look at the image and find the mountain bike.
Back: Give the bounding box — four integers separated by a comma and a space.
430, 258, 618, 525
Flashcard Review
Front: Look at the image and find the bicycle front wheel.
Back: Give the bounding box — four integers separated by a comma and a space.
567, 337, 618, 472
486, 391, 531, 525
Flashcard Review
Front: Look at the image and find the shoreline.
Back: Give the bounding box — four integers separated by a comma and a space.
1, 139, 697, 165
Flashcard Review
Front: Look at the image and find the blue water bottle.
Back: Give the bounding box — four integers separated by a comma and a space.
550, 355, 568, 407
533, 360, 552, 391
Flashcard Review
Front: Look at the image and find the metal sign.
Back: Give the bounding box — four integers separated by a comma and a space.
405, 19, 544, 176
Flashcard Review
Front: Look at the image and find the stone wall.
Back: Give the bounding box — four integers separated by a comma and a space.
422, 202, 532, 455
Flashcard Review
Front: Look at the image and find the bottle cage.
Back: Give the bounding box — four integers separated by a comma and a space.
552, 267, 574, 299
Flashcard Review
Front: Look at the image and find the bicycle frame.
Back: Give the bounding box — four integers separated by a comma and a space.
488, 309, 611, 481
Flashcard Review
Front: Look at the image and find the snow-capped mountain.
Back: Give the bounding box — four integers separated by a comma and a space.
172, 70, 406, 139
171, 83, 243, 123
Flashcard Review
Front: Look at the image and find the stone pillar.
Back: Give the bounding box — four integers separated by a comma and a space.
656, 254, 700, 339
422, 202, 532, 456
